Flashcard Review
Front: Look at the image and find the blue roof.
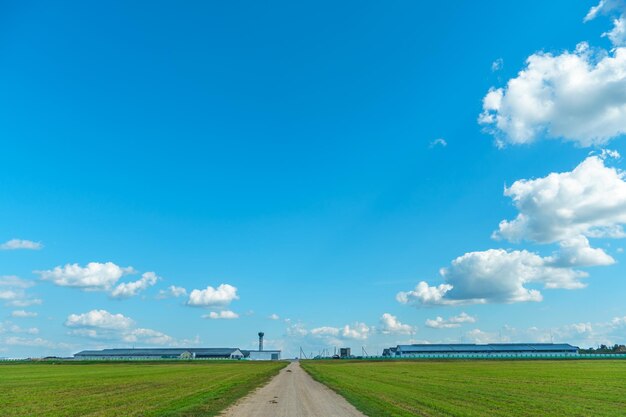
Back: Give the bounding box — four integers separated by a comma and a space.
396, 343, 578, 353
75, 348, 241, 357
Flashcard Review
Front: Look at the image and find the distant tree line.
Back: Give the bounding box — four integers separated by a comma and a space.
579, 344, 626, 354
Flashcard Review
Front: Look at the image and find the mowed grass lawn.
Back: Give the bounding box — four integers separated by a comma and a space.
0, 360, 286, 417
302, 359, 626, 417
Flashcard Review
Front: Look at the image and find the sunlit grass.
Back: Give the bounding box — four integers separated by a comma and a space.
302, 359, 626, 416
0, 360, 286, 417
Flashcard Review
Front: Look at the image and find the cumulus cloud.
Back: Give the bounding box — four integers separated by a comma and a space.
65, 309, 134, 330
286, 322, 309, 337
399, 154, 626, 307
465, 328, 502, 344
157, 285, 187, 299
0, 289, 21, 302
379, 313, 415, 335
0, 239, 42, 250
396, 248, 594, 306
496, 314, 626, 347
64, 309, 180, 346
310, 326, 340, 337
396, 282, 454, 306
341, 322, 371, 340
37, 262, 162, 299
111, 272, 158, 299
308, 322, 371, 341
7, 298, 42, 307
3, 336, 61, 348
495, 155, 626, 246
0, 322, 39, 335
0, 276, 34, 289
38, 262, 134, 291
479, 42, 626, 147
268, 313, 280, 320
11, 310, 37, 318
425, 312, 476, 329
121, 328, 174, 345
202, 310, 239, 320
0, 276, 40, 308
187, 284, 238, 308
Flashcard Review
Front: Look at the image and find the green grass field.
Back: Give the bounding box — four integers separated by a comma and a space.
0, 360, 286, 417
301, 359, 626, 417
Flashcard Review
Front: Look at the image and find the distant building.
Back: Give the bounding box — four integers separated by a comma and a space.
384, 343, 579, 358
74, 348, 244, 360
339, 348, 351, 358
242, 350, 281, 361
74, 332, 282, 361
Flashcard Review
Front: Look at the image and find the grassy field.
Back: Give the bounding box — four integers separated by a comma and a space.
0, 360, 286, 417
301, 359, 626, 417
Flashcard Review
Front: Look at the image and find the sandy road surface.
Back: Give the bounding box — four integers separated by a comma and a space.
220, 361, 366, 417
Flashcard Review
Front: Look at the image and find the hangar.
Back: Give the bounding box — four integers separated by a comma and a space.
385, 343, 579, 358
74, 347, 245, 360
74, 331, 281, 360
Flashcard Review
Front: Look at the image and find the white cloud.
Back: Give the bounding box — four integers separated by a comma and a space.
157, 285, 187, 299
465, 328, 502, 344
4, 336, 59, 348
585, 0, 624, 22
202, 310, 239, 320
399, 155, 626, 307
38, 262, 162, 299
0, 239, 42, 250
7, 298, 42, 307
379, 313, 415, 335
605, 17, 626, 46
0, 322, 39, 335
479, 42, 626, 147
187, 284, 238, 308
65, 309, 134, 330
307, 322, 371, 341
268, 313, 280, 320
425, 312, 476, 329
495, 155, 626, 246
122, 328, 174, 345
38, 262, 134, 291
11, 310, 37, 318
0, 290, 21, 301
396, 281, 454, 306
0, 276, 34, 289
111, 272, 158, 299
397, 248, 592, 306
341, 322, 370, 340
0, 276, 40, 308
429, 138, 447, 148
286, 322, 309, 337
310, 326, 340, 337
64, 309, 180, 346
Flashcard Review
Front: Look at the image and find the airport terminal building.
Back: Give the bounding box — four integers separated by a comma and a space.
383, 343, 579, 358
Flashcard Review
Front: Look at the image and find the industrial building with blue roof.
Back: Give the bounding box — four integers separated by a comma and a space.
383, 343, 579, 358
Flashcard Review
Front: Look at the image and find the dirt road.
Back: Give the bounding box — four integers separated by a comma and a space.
220, 361, 366, 417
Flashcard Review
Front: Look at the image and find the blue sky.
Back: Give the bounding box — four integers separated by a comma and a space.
2, 0, 626, 357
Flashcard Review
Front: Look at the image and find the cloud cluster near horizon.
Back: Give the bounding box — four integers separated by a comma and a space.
64, 309, 199, 346
398, 153, 626, 307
